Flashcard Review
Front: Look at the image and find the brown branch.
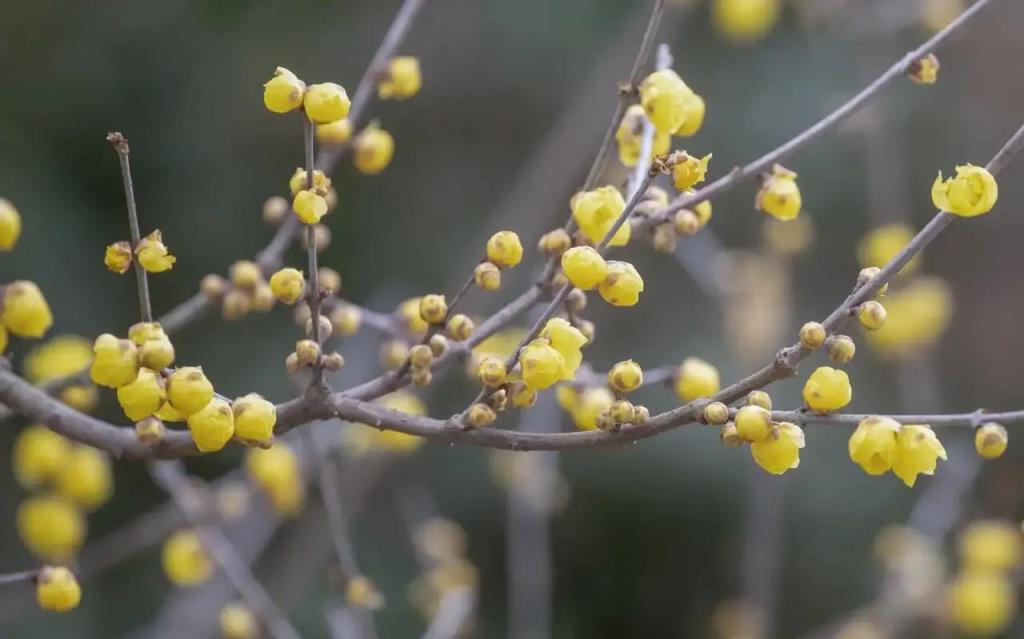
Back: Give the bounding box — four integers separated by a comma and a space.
107, 132, 153, 322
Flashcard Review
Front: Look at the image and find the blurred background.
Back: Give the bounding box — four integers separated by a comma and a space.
2, 0, 1024, 637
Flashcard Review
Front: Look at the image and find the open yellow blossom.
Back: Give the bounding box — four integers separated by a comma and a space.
857, 223, 920, 276
675, 356, 720, 401
263, 67, 306, 114
756, 164, 801, 220
269, 268, 306, 304
135, 230, 176, 272
162, 529, 212, 587
891, 424, 946, 487
378, 56, 422, 100
90, 334, 138, 388
12, 425, 71, 489
711, 0, 780, 44
303, 82, 351, 125
347, 392, 426, 454
598, 261, 644, 307
0, 197, 22, 250
571, 186, 630, 247
540, 317, 587, 380
35, 566, 81, 613
2, 280, 53, 338
949, 571, 1015, 636
802, 366, 851, 413
17, 496, 85, 561
751, 422, 804, 475
288, 168, 331, 197
561, 246, 609, 290
56, 446, 113, 512
735, 405, 772, 443
293, 190, 328, 224
674, 91, 706, 137
116, 368, 166, 421
104, 241, 133, 274
616, 105, 671, 167
639, 69, 693, 135
353, 125, 395, 175
960, 520, 1023, 572
848, 416, 900, 475
187, 397, 235, 453
521, 339, 566, 390
671, 152, 711, 191
932, 164, 998, 217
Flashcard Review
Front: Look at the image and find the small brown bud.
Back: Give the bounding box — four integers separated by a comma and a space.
409, 344, 434, 368
200, 274, 227, 299
135, 417, 165, 444
318, 267, 342, 294
486, 388, 508, 412
610, 400, 635, 424
251, 283, 276, 312
222, 289, 251, 320
466, 403, 496, 428
826, 334, 856, 364
304, 315, 333, 340
674, 210, 700, 236
538, 228, 572, 257
474, 262, 501, 291
323, 352, 346, 371
285, 352, 302, 374
411, 367, 432, 387
429, 333, 449, 356
702, 401, 730, 425
720, 422, 744, 447
799, 321, 827, 349
566, 288, 587, 313
746, 390, 772, 411
263, 195, 290, 225
295, 340, 321, 366
632, 405, 650, 426
652, 223, 677, 254
446, 314, 475, 341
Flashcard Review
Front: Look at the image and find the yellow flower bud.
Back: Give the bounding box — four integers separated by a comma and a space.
330, 305, 362, 336
35, 566, 81, 613
187, 397, 235, 453
639, 69, 693, 135
932, 164, 998, 217
467, 403, 496, 428
598, 260, 644, 307
90, 333, 139, 388
735, 405, 772, 443
675, 356, 720, 402
104, 241, 133, 274
571, 186, 631, 246
477, 356, 507, 388
353, 125, 395, 175
12, 425, 71, 489
960, 520, 1022, 572
419, 294, 448, 325
269, 268, 306, 304
446, 313, 475, 341
0, 197, 22, 251
429, 333, 448, 356
316, 119, 353, 146
162, 529, 212, 586
703, 401, 730, 425
135, 230, 176, 273
747, 390, 772, 411
950, 571, 1015, 636
116, 368, 166, 421
975, 422, 1008, 460
615, 105, 671, 167
17, 496, 85, 561
220, 603, 257, 639
474, 261, 502, 291
520, 339, 566, 390
848, 416, 900, 475
858, 301, 887, 331
671, 152, 712, 191
262, 195, 289, 225
891, 424, 946, 487
288, 168, 331, 198
1, 280, 53, 338
486, 231, 524, 268
509, 380, 537, 408
127, 322, 165, 345
799, 321, 826, 349
751, 422, 804, 475
610, 399, 635, 424
561, 246, 609, 290
856, 267, 888, 297
303, 82, 351, 124
378, 56, 422, 100
908, 53, 940, 85
825, 334, 856, 364
756, 164, 801, 220
232, 393, 277, 444
263, 67, 306, 114
409, 344, 433, 369
711, 0, 780, 44
538, 228, 572, 257
293, 189, 328, 224
135, 416, 166, 444
802, 366, 852, 413
139, 335, 175, 370
166, 366, 214, 416
608, 360, 643, 393
56, 446, 113, 512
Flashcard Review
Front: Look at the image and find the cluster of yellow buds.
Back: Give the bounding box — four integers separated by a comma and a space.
473, 230, 524, 291
347, 392, 426, 454
638, 69, 706, 139
560, 247, 644, 307
756, 164, 802, 220
595, 360, 650, 430
197, 259, 283, 320
105, 230, 176, 274
245, 443, 306, 517
948, 520, 1022, 635
637, 186, 712, 254
715, 391, 805, 474
848, 416, 947, 486
162, 528, 213, 586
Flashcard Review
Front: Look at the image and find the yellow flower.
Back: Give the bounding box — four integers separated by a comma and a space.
139, 335, 175, 370
561, 246, 609, 290
675, 356, 720, 402
571, 186, 630, 247
891, 424, 946, 487
232, 393, 277, 444
863, 277, 951, 358
316, 119, 353, 146
950, 571, 1015, 636
12, 425, 72, 489
0, 326, 6, 354
0, 197, 22, 251
35, 566, 81, 613
347, 392, 426, 454
540, 317, 587, 380
857, 223, 920, 275
246, 443, 300, 490
303, 82, 351, 125
17, 496, 85, 561
802, 366, 851, 413
166, 366, 214, 416
598, 261, 644, 307
735, 405, 772, 443
674, 91, 706, 137
116, 368, 166, 421
908, 53, 940, 85
639, 69, 693, 135
156, 401, 186, 422
293, 190, 328, 225
288, 168, 331, 197
128, 321, 166, 345
486, 231, 524, 268
608, 360, 643, 393
960, 520, 1023, 572
104, 241, 133, 274
90, 334, 139, 388
269, 268, 306, 304
520, 339, 566, 390
263, 66, 306, 114
220, 603, 257, 639
756, 164, 801, 220
25, 335, 92, 383
711, 0, 780, 44
557, 385, 614, 431
162, 529, 212, 587
615, 105, 671, 167
56, 446, 113, 512
751, 422, 804, 475
378, 56, 422, 100
975, 422, 1008, 460
353, 125, 395, 175
848, 416, 900, 475
135, 230, 176, 273
187, 397, 235, 453
1, 280, 53, 338
671, 152, 712, 191
932, 164, 998, 217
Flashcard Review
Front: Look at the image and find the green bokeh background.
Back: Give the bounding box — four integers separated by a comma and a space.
2, 0, 1024, 637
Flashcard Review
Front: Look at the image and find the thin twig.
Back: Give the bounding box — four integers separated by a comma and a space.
0, 571, 36, 587
304, 118, 327, 388
107, 132, 153, 322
